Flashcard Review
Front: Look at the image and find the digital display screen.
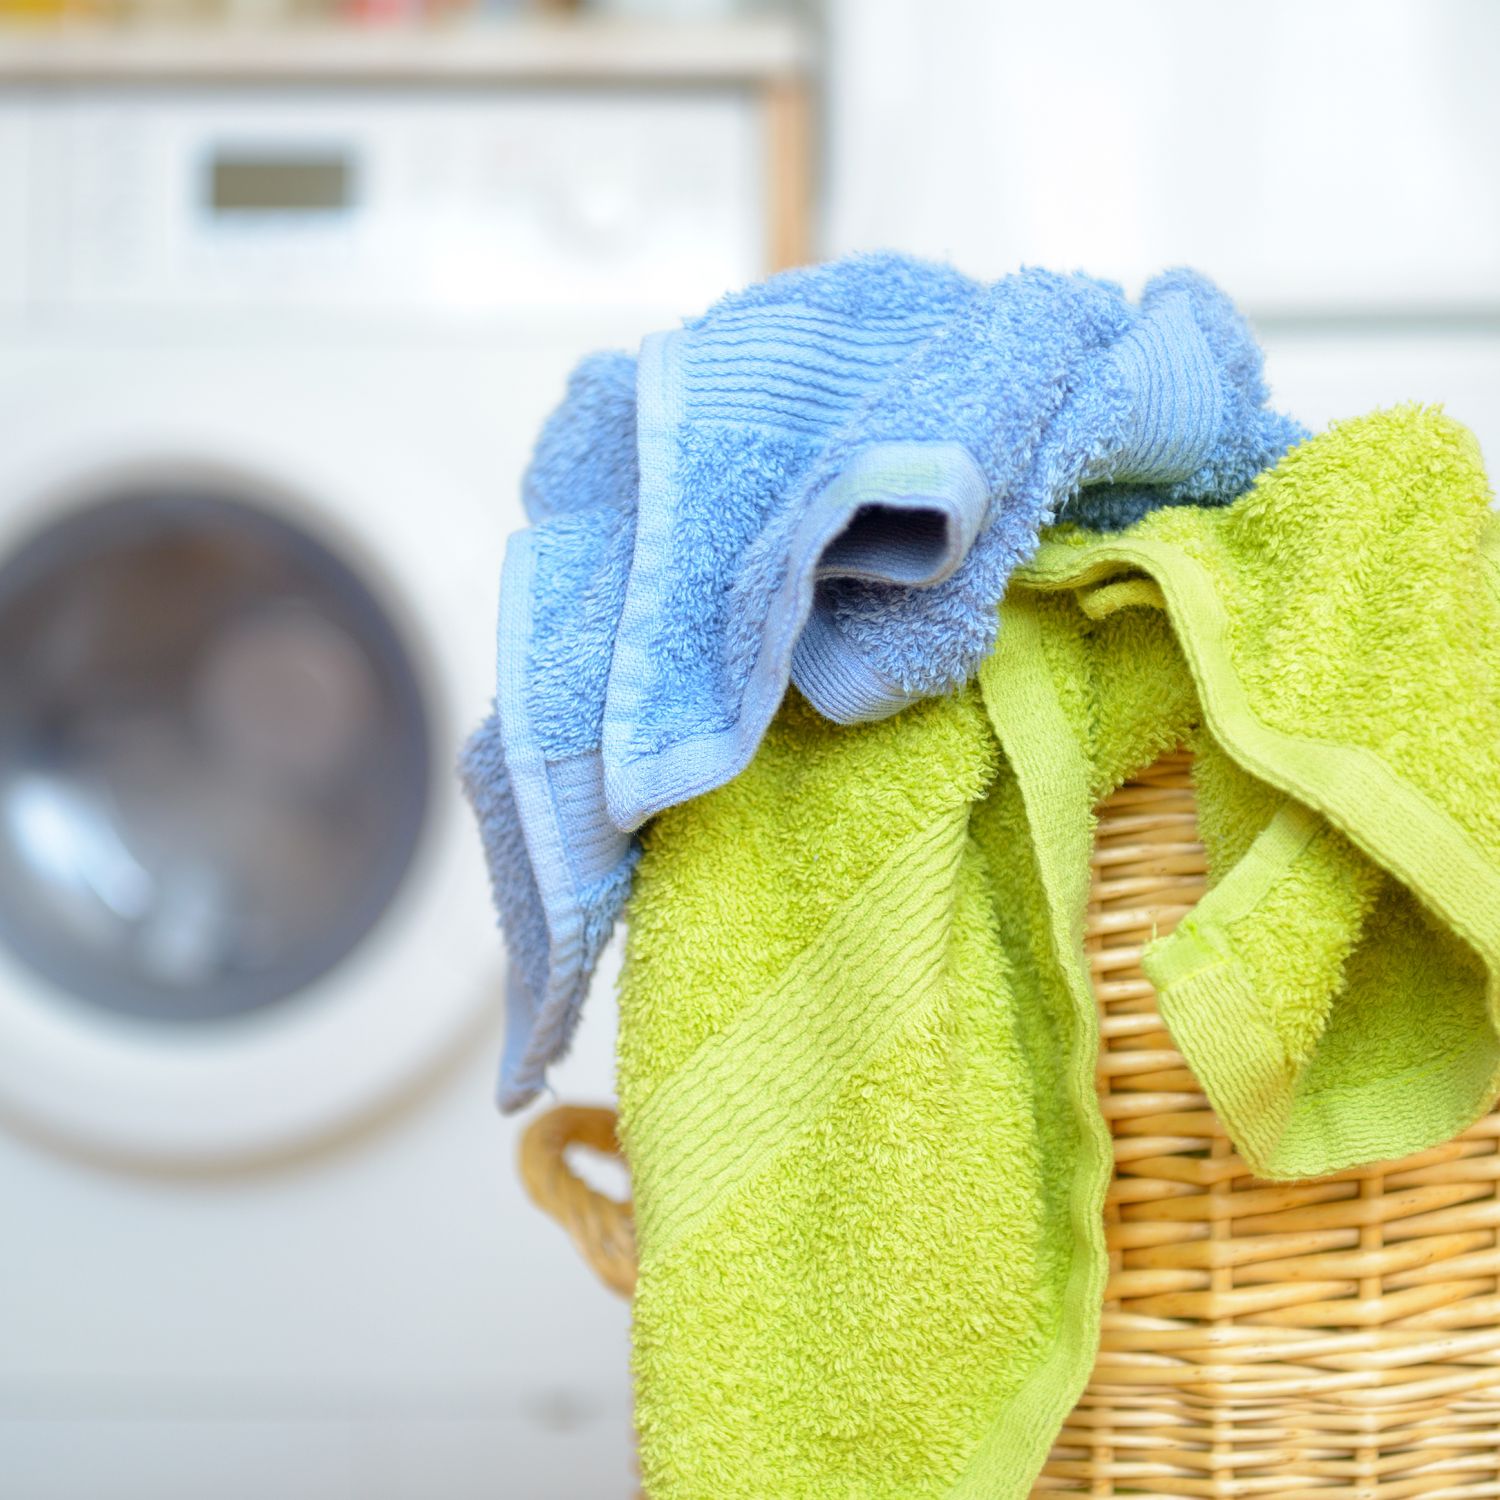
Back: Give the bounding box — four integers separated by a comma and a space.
209, 154, 352, 215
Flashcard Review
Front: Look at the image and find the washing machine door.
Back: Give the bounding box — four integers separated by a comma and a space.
0, 488, 430, 1026
0, 376, 506, 1168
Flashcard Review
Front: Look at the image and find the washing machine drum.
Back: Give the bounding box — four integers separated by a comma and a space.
0, 486, 430, 1025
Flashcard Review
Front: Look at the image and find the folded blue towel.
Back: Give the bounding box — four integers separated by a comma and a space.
464, 253, 1305, 1111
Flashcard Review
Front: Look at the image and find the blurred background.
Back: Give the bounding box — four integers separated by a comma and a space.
0, 1, 1495, 1496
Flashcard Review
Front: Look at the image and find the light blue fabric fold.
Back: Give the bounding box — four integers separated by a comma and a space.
463, 253, 1306, 1111
461, 352, 640, 1106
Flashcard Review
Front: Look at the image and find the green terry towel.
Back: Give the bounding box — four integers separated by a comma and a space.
616, 406, 1500, 1500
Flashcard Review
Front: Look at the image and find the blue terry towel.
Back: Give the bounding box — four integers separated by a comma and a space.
464, 253, 1306, 1111
464, 350, 640, 1107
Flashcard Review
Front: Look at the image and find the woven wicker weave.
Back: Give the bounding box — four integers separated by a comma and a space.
519, 750, 1500, 1496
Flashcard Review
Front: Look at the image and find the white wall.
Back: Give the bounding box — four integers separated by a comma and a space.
826, 0, 1500, 464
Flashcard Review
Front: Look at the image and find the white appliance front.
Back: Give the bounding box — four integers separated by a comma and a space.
0, 362, 499, 1166
0, 75, 763, 1500
0, 330, 648, 1500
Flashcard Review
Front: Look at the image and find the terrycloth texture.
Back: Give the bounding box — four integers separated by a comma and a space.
616, 406, 1500, 1500
611, 255, 1302, 821
462, 351, 641, 1099
465, 253, 1302, 1109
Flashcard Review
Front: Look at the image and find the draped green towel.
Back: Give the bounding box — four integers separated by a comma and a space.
616, 407, 1500, 1500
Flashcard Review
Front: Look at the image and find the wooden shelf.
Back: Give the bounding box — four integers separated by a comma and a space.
0, 15, 815, 86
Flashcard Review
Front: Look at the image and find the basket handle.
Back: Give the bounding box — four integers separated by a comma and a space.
518, 1104, 637, 1298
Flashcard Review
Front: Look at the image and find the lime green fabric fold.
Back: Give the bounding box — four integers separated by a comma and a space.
616, 406, 1500, 1500
1019, 405, 1500, 1180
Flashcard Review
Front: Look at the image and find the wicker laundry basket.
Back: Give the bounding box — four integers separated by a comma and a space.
519, 750, 1500, 1497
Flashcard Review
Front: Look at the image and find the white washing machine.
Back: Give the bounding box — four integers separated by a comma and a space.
0, 76, 764, 1500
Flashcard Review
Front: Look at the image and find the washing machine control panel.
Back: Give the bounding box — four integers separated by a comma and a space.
3, 87, 762, 317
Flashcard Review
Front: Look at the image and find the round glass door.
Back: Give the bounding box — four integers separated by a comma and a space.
0, 486, 431, 1023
